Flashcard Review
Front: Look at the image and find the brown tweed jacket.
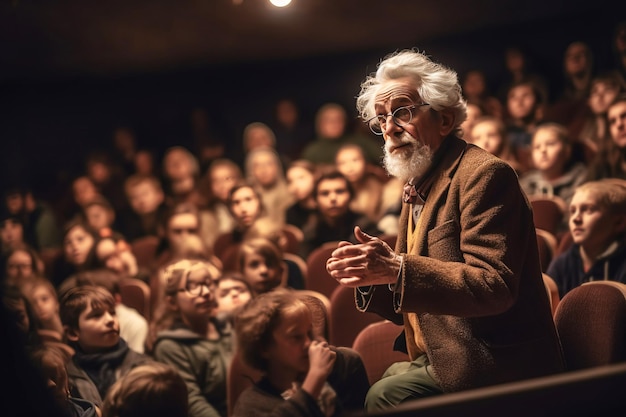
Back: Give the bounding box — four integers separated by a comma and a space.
356, 136, 565, 392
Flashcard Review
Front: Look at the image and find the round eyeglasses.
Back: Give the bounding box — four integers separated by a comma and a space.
179, 278, 217, 296
366, 103, 430, 135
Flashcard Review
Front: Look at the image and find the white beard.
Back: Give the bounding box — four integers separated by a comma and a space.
383, 131, 433, 183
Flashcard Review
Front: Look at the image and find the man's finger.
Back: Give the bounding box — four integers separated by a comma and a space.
354, 225, 375, 244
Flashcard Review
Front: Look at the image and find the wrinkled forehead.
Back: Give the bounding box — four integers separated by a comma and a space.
374, 79, 420, 108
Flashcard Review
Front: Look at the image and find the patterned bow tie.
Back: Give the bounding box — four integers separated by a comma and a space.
402, 182, 425, 205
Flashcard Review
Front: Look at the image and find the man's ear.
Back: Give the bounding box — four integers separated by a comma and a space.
439, 109, 457, 136
65, 325, 79, 342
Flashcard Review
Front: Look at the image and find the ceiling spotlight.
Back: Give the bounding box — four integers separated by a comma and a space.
269, 0, 291, 7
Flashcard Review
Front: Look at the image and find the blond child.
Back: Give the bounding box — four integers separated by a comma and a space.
546, 179, 626, 297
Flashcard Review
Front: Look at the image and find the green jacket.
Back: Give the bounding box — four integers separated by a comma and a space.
153, 323, 234, 417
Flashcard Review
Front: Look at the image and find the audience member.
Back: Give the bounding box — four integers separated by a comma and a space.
232, 287, 369, 417
572, 70, 625, 156
468, 115, 523, 174
213, 181, 268, 267
118, 174, 167, 242
519, 122, 588, 210
214, 271, 253, 322
504, 78, 547, 170
84, 150, 128, 214
148, 259, 233, 417
301, 102, 383, 168
201, 158, 242, 243
300, 171, 380, 259
102, 361, 188, 417
546, 179, 626, 297
244, 146, 293, 226
586, 93, 626, 181
59, 285, 153, 407
1, 242, 43, 285
461, 69, 503, 118
236, 237, 289, 296
71, 268, 149, 354
3, 184, 62, 255
271, 97, 314, 161
51, 218, 99, 288
21, 275, 65, 341
285, 159, 319, 230
161, 146, 204, 207
29, 344, 100, 417
0, 211, 25, 254
335, 143, 385, 222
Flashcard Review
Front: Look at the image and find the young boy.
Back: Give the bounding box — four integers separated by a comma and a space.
59, 285, 152, 407
546, 179, 626, 297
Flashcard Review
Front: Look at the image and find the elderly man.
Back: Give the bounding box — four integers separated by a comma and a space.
326, 49, 564, 411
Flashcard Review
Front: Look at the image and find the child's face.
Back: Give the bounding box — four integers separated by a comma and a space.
507, 84, 536, 120
1, 219, 24, 249
70, 302, 120, 352
215, 278, 252, 314
336, 148, 366, 183
588, 82, 620, 115
210, 165, 239, 202
72, 177, 98, 207
470, 121, 503, 156
264, 307, 313, 376
608, 101, 626, 148
6, 250, 33, 280
243, 252, 281, 294
251, 153, 279, 188
164, 149, 194, 180
531, 129, 568, 174
317, 108, 345, 139
316, 178, 351, 221
166, 213, 199, 250
245, 127, 274, 151
95, 239, 126, 274
30, 285, 59, 323
286, 167, 315, 201
175, 266, 218, 319
128, 182, 163, 215
63, 226, 95, 266
84, 205, 112, 231
569, 189, 619, 250
230, 187, 261, 227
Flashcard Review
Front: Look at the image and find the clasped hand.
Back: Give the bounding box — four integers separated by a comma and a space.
325, 226, 402, 287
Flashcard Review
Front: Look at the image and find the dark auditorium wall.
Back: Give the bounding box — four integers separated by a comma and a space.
1, 8, 619, 203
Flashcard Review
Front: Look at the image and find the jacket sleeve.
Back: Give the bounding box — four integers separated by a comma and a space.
394, 157, 533, 317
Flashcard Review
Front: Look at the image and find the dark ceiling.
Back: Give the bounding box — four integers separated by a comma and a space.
0, 0, 616, 81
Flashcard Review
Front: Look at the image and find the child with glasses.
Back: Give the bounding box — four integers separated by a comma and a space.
148, 259, 234, 417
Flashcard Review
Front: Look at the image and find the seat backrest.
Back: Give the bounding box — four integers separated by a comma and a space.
535, 228, 558, 273
542, 273, 560, 316
283, 253, 308, 290
328, 284, 383, 348
227, 351, 263, 417
304, 241, 341, 299
295, 289, 331, 341
529, 196, 567, 235
119, 277, 152, 321
351, 320, 409, 386
281, 224, 304, 255
555, 231, 574, 258
130, 235, 160, 270
554, 281, 626, 371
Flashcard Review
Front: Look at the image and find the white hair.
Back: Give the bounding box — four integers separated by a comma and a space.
356, 49, 467, 136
